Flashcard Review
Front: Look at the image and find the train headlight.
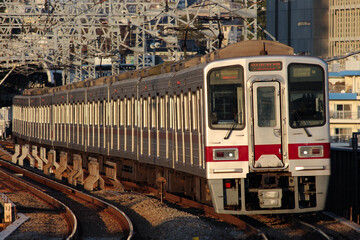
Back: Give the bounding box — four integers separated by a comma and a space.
213, 148, 239, 160
298, 146, 323, 158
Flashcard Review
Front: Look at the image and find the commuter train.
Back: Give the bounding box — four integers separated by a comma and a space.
12, 40, 330, 214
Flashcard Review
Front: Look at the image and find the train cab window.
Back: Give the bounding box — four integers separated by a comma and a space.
208, 66, 245, 129
288, 64, 325, 128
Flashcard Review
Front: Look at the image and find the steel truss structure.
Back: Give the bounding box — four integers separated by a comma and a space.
0, 0, 257, 84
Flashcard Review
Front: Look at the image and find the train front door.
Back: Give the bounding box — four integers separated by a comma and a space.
252, 81, 284, 168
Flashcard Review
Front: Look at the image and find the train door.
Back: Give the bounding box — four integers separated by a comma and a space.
252, 81, 284, 168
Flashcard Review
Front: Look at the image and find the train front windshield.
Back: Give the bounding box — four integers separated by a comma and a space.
288, 63, 325, 128
208, 66, 245, 129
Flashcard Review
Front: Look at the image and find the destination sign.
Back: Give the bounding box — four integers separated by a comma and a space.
249, 62, 282, 71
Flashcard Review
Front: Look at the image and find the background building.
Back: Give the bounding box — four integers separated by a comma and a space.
266, 0, 329, 58
329, 0, 360, 59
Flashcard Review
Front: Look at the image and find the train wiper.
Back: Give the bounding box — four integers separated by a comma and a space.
303, 127, 312, 137
224, 114, 238, 140
294, 112, 312, 137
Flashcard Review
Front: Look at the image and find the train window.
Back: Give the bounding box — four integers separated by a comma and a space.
80, 103, 82, 125
127, 98, 131, 127
93, 102, 95, 125
120, 99, 124, 126
109, 100, 112, 126
54, 105, 57, 124
105, 101, 108, 126
95, 102, 98, 125
73, 103, 76, 124
78, 103, 80, 125
165, 94, 169, 131
143, 98, 148, 128
69, 104, 72, 124
60, 105, 63, 124
147, 96, 151, 128
176, 94, 182, 131
133, 97, 137, 127
94, 102, 97, 125
85, 103, 89, 125
160, 96, 165, 129
288, 63, 325, 128
207, 66, 245, 129
151, 97, 156, 129
192, 91, 198, 131
107, 100, 110, 126
156, 95, 159, 130
132, 98, 136, 128
183, 92, 188, 130
78, 103, 81, 125
110, 100, 114, 126
169, 96, 174, 129
89, 102, 92, 125
66, 104, 69, 124
119, 99, 122, 126
100, 101, 104, 126
115, 99, 119, 126
72, 104, 75, 124
92, 102, 95, 125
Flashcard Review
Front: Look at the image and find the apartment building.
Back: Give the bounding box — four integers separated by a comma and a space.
329, 69, 360, 144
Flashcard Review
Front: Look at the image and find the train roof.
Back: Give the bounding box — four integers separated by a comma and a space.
23, 40, 294, 96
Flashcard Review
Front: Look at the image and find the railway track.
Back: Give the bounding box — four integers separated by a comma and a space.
0, 151, 133, 239
0, 166, 77, 239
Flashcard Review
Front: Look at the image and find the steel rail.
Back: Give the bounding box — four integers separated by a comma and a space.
0, 167, 78, 239
0, 158, 134, 240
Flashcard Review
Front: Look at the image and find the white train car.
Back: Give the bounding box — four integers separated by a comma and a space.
12, 40, 330, 214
